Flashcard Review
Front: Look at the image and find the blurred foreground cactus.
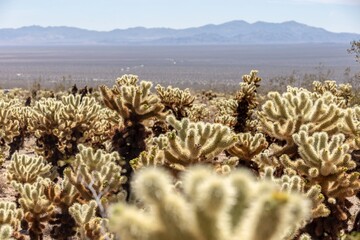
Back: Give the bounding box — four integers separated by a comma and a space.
109, 166, 311, 240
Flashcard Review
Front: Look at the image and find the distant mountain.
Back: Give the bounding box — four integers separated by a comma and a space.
0, 20, 359, 45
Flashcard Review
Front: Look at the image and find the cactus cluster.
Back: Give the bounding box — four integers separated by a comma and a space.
2, 72, 360, 240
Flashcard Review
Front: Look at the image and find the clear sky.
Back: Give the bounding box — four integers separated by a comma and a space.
0, 0, 359, 33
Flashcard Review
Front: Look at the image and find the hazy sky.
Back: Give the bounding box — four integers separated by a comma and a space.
0, 0, 359, 33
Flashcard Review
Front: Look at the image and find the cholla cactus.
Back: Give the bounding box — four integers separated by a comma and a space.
100, 75, 168, 199
213, 99, 238, 127
340, 107, 360, 150
152, 115, 237, 171
228, 132, 268, 161
56, 94, 103, 156
100, 75, 166, 123
29, 98, 64, 165
186, 104, 210, 122
313, 80, 353, 107
6, 153, 53, 184
29, 95, 111, 174
115, 74, 138, 86
0, 225, 14, 240
109, 167, 311, 240
233, 70, 261, 133
226, 132, 268, 173
280, 129, 360, 239
262, 167, 330, 219
12, 178, 55, 240
0, 201, 24, 239
64, 145, 127, 203
258, 87, 343, 157
215, 115, 237, 128
156, 84, 195, 119
91, 108, 121, 148
69, 200, 113, 240
281, 129, 360, 198
0, 88, 30, 102
130, 146, 164, 171
214, 99, 238, 116
44, 177, 79, 239
6, 102, 31, 158
0, 100, 21, 160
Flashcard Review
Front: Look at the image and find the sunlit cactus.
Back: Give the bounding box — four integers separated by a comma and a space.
69, 200, 113, 240
64, 144, 127, 203
12, 178, 56, 240
228, 132, 268, 161
156, 84, 195, 119
258, 87, 343, 157
109, 166, 311, 240
0, 201, 24, 239
313, 80, 354, 107
100, 75, 168, 199
0, 99, 21, 160
151, 115, 237, 171
280, 128, 360, 239
6, 153, 53, 184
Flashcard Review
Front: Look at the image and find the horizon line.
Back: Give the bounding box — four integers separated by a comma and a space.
1, 19, 359, 35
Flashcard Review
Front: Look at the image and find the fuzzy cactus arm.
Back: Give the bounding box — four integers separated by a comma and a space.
153, 116, 237, 168
6, 153, 53, 184
340, 107, 360, 149
0, 201, 24, 237
109, 167, 311, 240
292, 130, 355, 176
258, 88, 343, 157
0, 224, 14, 240
64, 145, 127, 202
12, 178, 55, 239
0, 100, 21, 154
228, 132, 268, 161
313, 80, 353, 108
69, 200, 113, 240
130, 146, 165, 171
155, 84, 195, 119
100, 76, 167, 123
262, 167, 330, 219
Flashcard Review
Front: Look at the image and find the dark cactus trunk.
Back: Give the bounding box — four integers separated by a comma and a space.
302, 199, 352, 240
49, 210, 77, 240
233, 99, 249, 133
112, 122, 147, 201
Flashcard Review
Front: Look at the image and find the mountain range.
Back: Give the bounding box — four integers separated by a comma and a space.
0, 20, 359, 45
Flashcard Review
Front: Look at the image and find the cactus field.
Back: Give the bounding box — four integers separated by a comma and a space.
2, 72, 360, 240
